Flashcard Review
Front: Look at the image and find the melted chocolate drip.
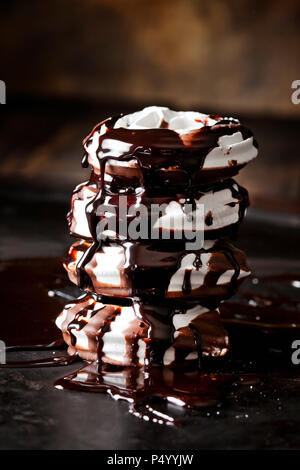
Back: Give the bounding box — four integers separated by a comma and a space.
132, 302, 178, 366
220, 246, 241, 297
205, 211, 213, 226
76, 241, 99, 290
182, 269, 192, 295
189, 323, 203, 369
67, 303, 95, 346
67, 238, 248, 305
82, 116, 256, 185
97, 307, 121, 363
69, 179, 249, 243
193, 253, 202, 270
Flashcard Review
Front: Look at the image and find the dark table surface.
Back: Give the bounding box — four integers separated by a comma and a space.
0, 190, 300, 450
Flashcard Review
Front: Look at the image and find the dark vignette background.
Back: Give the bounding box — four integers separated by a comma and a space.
0, 0, 300, 451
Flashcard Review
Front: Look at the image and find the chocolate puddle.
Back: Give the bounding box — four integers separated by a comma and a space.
0, 258, 81, 367
1, 258, 300, 425
0, 258, 66, 346
54, 362, 261, 426
220, 274, 300, 330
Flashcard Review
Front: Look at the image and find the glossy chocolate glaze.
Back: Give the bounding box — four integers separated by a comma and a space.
68, 178, 249, 242
82, 115, 256, 189
66, 238, 249, 303
58, 295, 229, 366
80, 120, 253, 248
73, 114, 253, 314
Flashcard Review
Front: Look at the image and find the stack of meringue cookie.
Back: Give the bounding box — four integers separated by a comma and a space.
56, 106, 258, 368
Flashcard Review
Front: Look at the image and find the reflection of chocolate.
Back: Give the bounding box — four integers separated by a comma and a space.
220, 274, 300, 330
55, 361, 260, 425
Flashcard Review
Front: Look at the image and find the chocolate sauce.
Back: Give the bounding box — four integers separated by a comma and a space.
97, 306, 121, 363
205, 211, 213, 226
182, 269, 192, 295
220, 245, 241, 297
193, 253, 202, 270
82, 116, 256, 190
0, 258, 65, 347
220, 274, 300, 331
54, 361, 261, 425
133, 302, 178, 366
189, 323, 203, 369
0, 258, 82, 368
76, 241, 99, 290
67, 302, 95, 346
69, 179, 249, 244
66, 238, 248, 303
52, 272, 300, 425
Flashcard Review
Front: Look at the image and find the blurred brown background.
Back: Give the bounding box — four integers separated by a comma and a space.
0, 0, 300, 210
